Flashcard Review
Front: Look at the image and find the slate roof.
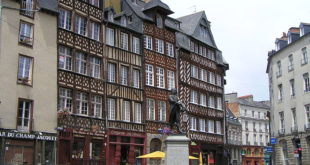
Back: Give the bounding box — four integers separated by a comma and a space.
125, 0, 153, 21
37, 0, 58, 13
143, 0, 173, 14
226, 108, 241, 126
238, 99, 270, 109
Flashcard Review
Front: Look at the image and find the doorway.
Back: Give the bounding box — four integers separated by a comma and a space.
120, 145, 129, 165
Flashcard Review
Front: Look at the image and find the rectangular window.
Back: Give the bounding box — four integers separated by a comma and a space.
76, 52, 87, 75
132, 37, 140, 54
190, 41, 194, 52
59, 88, 73, 112
90, 21, 100, 41
59, 9, 71, 30
75, 15, 87, 36
156, 67, 165, 88
167, 70, 175, 90
20, 0, 34, 17
208, 96, 215, 108
302, 47, 308, 65
291, 108, 297, 127
208, 120, 214, 133
155, 39, 164, 54
108, 63, 116, 83
288, 54, 294, 71
146, 64, 154, 86
217, 74, 222, 86
290, 79, 295, 97
166, 42, 174, 57
278, 84, 283, 100
92, 95, 102, 117
134, 103, 142, 123
89, 0, 100, 7
90, 57, 101, 78
190, 117, 197, 130
107, 98, 116, 120
199, 119, 205, 132
276, 61, 282, 77
147, 99, 155, 120
200, 69, 207, 82
306, 105, 310, 124
17, 99, 32, 132
195, 44, 198, 54
209, 72, 215, 84
304, 73, 310, 92
19, 21, 33, 45
279, 112, 284, 130
120, 32, 128, 50
200, 94, 207, 107
18, 55, 33, 84
217, 97, 222, 110
144, 35, 152, 50
158, 101, 166, 121
106, 28, 115, 46
132, 69, 140, 88
190, 90, 198, 104
202, 47, 207, 57
216, 121, 222, 134
122, 101, 130, 122
58, 46, 72, 71
120, 66, 129, 85
72, 139, 84, 159
76, 92, 88, 115
191, 65, 199, 79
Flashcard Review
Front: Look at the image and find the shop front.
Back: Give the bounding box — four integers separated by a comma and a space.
106, 129, 146, 165
0, 129, 56, 165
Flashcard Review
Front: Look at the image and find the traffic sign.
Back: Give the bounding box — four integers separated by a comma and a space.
270, 137, 277, 144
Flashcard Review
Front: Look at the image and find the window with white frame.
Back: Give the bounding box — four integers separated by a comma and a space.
306, 104, 310, 125
200, 94, 207, 107
200, 69, 207, 82
76, 52, 87, 75
59, 46, 72, 71
120, 32, 128, 50
208, 96, 215, 108
302, 47, 308, 65
120, 65, 129, 85
155, 39, 164, 54
76, 92, 88, 115
190, 90, 198, 104
59, 88, 73, 112
190, 117, 197, 130
199, 119, 205, 132
134, 103, 142, 123
217, 74, 222, 86
75, 15, 87, 36
158, 101, 166, 121
156, 14, 163, 28
278, 84, 283, 100
290, 79, 295, 96
156, 67, 165, 88
217, 97, 222, 110
18, 55, 33, 83
90, 21, 100, 41
146, 64, 154, 86
107, 98, 115, 120
291, 108, 297, 127
17, 99, 32, 132
108, 63, 116, 83
121, 17, 127, 26
209, 72, 215, 84
199, 45, 203, 55
108, 11, 114, 22
106, 28, 115, 46
132, 69, 140, 88
90, 57, 101, 78
208, 120, 214, 133
147, 99, 155, 120
166, 43, 174, 57
288, 54, 294, 71
304, 73, 310, 92
122, 101, 130, 122
216, 121, 222, 134
59, 9, 71, 30
19, 21, 33, 45
167, 70, 175, 90
144, 35, 152, 50
191, 65, 199, 79
92, 95, 102, 117
276, 61, 282, 77
132, 37, 140, 54
202, 47, 207, 57
89, 0, 100, 7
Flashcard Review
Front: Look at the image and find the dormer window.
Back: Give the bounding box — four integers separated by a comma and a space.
156, 14, 163, 28
108, 11, 114, 22
200, 25, 207, 39
121, 16, 127, 27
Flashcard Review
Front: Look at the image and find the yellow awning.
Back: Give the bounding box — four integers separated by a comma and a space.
189, 156, 199, 160
137, 151, 199, 160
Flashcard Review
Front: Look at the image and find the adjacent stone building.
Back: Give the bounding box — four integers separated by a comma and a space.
266, 23, 310, 165
0, 0, 58, 164
226, 93, 270, 165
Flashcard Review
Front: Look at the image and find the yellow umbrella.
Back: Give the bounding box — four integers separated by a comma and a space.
137, 151, 199, 160
199, 152, 203, 165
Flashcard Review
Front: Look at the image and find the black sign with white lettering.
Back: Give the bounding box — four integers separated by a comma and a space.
0, 131, 57, 141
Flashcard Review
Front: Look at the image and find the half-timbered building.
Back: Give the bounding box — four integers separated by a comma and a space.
56, 0, 106, 164
176, 11, 229, 165
103, 6, 145, 165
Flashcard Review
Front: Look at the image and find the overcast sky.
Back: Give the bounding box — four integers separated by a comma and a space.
162, 0, 310, 101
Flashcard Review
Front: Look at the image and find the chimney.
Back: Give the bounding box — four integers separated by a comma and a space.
225, 93, 238, 103
238, 95, 254, 102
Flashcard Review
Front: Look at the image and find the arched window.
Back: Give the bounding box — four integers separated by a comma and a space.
156, 14, 163, 28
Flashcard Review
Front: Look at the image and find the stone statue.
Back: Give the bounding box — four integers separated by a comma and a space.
169, 88, 186, 133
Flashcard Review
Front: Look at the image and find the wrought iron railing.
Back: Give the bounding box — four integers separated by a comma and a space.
20, 1, 34, 17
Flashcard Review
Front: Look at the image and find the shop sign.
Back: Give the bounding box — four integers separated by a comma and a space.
0, 131, 57, 141
157, 127, 171, 134
294, 154, 299, 158
270, 137, 277, 144
264, 146, 273, 153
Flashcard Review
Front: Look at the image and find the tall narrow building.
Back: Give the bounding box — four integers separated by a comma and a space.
0, 0, 58, 164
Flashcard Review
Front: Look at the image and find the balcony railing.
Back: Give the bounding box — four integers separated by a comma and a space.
278, 129, 285, 136
19, 35, 33, 45
20, 1, 34, 17
291, 125, 298, 133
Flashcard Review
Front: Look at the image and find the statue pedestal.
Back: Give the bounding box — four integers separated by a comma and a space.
164, 135, 190, 165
